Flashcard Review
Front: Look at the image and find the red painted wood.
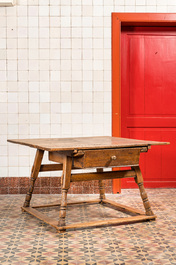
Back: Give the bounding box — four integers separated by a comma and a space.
112, 14, 121, 193
112, 13, 176, 192
121, 26, 176, 188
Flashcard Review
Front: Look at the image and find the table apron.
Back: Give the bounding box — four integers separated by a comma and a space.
49, 147, 143, 169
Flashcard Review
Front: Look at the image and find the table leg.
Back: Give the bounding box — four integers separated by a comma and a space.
23, 149, 44, 207
133, 166, 154, 216
97, 168, 105, 201
59, 156, 72, 227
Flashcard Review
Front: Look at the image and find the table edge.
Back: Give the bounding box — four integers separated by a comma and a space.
7, 139, 170, 152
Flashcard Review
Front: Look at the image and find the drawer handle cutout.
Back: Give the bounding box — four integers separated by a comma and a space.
111, 155, 117, 160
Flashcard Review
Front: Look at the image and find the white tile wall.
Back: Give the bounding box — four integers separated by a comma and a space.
0, 0, 173, 177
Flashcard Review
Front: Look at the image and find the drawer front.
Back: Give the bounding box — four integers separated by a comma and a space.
73, 148, 141, 169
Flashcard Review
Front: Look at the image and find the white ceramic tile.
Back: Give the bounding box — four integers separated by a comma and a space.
39, 92, 50, 102
39, 27, 49, 38
168, 0, 176, 4
29, 27, 39, 38
0, 60, 6, 71
0, 113, 7, 123
72, 92, 82, 103
39, 17, 49, 28
93, 6, 104, 16
72, 38, 82, 49
135, 5, 147, 11
29, 70, 40, 81
157, 0, 167, 4
72, 124, 82, 135
28, 6, 39, 17
0, 156, 8, 167
0, 39, 6, 49
61, 123, 72, 136
0, 92, 7, 102
29, 103, 39, 113
40, 113, 50, 124
72, 17, 82, 27
40, 49, 49, 60
51, 113, 60, 123
93, 113, 104, 124
82, 102, 92, 113
83, 49, 92, 60
72, 5, 82, 16
125, 5, 136, 11
40, 123, 51, 133
6, 113, 19, 124
29, 49, 39, 60
50, 17, 60, 28
39, 6, 49, 17
29, 82, 39, 91
29, 113, 40, 123
28, 39, 38, 49
157, 5, 167, 11
72, 113, 82, 123
147, 0, 157, 4
51, 102, 60, 113
146, 6, 157, 11
19, 167, 30, 177
61, 113, 72, 123
61, 102, 71, 113
103, 6, 113, 16
51, 124, 61, 135
17, 17, 27, 28
167, 5, 176, 11
8, 124, 18, 135
61, 91, 71, 102
50, 6, 60, 16
71, 0, 81, 6
71, 49, 81, 60
50, 27, 60, 38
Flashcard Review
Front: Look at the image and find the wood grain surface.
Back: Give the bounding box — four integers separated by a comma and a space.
7, 136, 169, 151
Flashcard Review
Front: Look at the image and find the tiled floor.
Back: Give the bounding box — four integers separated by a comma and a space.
0, 189, 176, 265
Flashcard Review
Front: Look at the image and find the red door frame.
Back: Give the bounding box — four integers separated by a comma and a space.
112, 13, 176, 193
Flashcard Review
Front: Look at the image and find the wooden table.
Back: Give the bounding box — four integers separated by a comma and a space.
8, 136, 169, 232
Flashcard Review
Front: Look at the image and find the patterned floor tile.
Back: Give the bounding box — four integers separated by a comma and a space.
0, 189, 176, 264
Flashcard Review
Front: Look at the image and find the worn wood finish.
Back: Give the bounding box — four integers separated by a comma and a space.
133, 166, 154, 216
70, 170, 136, 182
7, 136, 167, 232
56, 215, 156, 231
7, 136, 168, 151
22, 206, 156, 232
59, 156, 72, 227
31, 198, 145, 217
102, 199, 145, 215
23, 149, 44, 207
40, 164, 63, 172
49, 151, 72, 164
22, 206, 58, 229
97, 168, 106, 201
40, 164, 81, 172
73, 148, 141, 168
32, 199, 101, 208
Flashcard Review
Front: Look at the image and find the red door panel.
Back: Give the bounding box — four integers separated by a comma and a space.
121, 27, 176, 188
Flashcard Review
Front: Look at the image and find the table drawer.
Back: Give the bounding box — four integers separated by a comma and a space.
73, 148, 141, 169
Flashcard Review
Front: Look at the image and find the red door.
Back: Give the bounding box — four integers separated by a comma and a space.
121, 26, 176, 188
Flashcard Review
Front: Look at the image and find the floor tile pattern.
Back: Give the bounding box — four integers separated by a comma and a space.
0, 189, 176, 265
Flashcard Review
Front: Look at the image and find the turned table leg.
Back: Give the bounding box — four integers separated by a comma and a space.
23, 149, 44, 207
97, 168, 105, 201
59, 156, 72, 227
133, 166, 154, 216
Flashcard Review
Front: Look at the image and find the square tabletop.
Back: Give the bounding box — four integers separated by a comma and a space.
7, 136, 169, 151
